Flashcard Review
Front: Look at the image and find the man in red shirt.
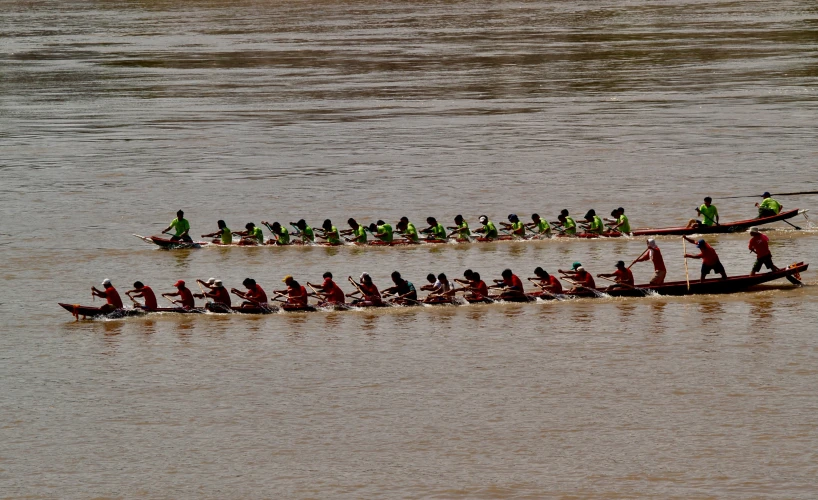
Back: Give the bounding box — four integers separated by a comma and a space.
277, 276, 309, 307
684, 236, 728, 282
91, 279, 124, 313
748, 227, 779, 275
597, 261, 635, 289
348, 273, 383, 306
163, 280, 196, 309
126, 281, 158, 311
567, 266, 596, 292
195, 278, 232, 312
232, 278, 269, 309
493, 268, 525, 299
633, 239, 666, 285
530, 267, 563, 294
307, 272, 346, 305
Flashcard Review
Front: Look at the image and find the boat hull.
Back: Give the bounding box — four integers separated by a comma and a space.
631, 209, 801, 236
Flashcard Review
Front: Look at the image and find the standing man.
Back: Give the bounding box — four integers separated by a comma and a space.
632, 239, 667, 285
162, 210, 192, 242
92, 279, 124, 313
126, 281, 158, 311
756, 192, 783, 217
748, 227, 779, 275
683, 236, 728, 282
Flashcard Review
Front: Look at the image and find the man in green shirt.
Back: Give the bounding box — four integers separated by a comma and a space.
341, 218, 367, 244
526, 213, 551, 238
583, 209, 604, 235
447, 214, 471, 240
474, 215, 499, 239
291, 219, 315, 243
262, 221, 290, 245
234, 222, 264, 245
162, 210, 192, 242
605, 207, 631, 234
500, 214, 526, 237
555, 209, 577, 236
420, 217, 447, 241
202, 220, 232, 245
687, 197, 719, 228
756, 192, 783, 217
316, 219, 341, 245
396, 217, 420, 243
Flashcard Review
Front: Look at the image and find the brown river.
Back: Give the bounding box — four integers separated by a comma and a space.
2, 0, 818, 497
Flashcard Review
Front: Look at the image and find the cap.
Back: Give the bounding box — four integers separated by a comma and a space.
576, 266, 585, 273
571, 262, 582, 270
508, 213, 517, 220
360, 272, 370, 281
762, 191, 771, 197
750, 227, 760, 234
282, 275, 293, 283
647, 238, 657, 248
213, 280, 223, 288
697, 239, 706, 247
206, 278, 216, 285
101, 279, 112, 286
478, 215, 488, 223
174, 280, 185, 287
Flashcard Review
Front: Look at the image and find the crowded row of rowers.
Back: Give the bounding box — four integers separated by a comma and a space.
163, 208, 631, 246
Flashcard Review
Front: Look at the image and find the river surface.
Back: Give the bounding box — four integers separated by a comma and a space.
2, 0, 818, 498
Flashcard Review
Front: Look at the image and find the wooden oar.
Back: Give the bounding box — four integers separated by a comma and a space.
306, 283, 326, 301
629, 248, 650, 269
162, 294, 180, 306
597, 275, 637, 290
721, 190, 818, 199
783, 219, 802, 230
682, 237, 691, 291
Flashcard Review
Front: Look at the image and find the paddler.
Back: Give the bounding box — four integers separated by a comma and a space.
262, 221, 290, 245
91, 279, 124, 313
425, 273, 455, 301
340, 218, 367, 244
347, 273, 383, 306
194, 278, 231, 312
420, 273, 438, 292
756, 192, 783, 218
500, 214, 526, 237
490, 268, 525, 300
231, 278, 269, 308
447, 214, 471, 240
370, 220, 394, 243
307, 272, 346, 305
632, 239, 666, 285
233, 222, 264, 245
608, 207, 631, 233
315, 219, 341, 245
382, 271, 418, 305
686, 197, 719, 229
554, 209, 577, 236
473, 215, 499, 239
162, 280, 196, 309
529, 267, 562, 294
597, 261, 635, 290
420, 217, 447, 241
290, 219, 315, 244
202, 220, 232, 245
161, 210, 192, 243
277, 276, 309, 307
557, 261, 583, 277
395, 217, 420, 243
567, 266, 596, 292
125, 281, 158, 311
526, 213, 552, 238
465, 271, 490, 301
683, 236, 728, 282
582, 209, 604, 235
748, 227, 780, 275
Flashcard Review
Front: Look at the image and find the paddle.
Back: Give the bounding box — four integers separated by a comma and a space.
306, 283, 326, 302
596, 275, 646, 295
682, 237, 691, 291
526, 278, 559, 300
783, 219, 802, 230
721, 190, 818, 199
162, 294, 180, 306
629, 248, 650, 269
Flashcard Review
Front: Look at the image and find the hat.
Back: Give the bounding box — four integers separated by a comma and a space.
696, 239, 706, 247
282, 275, 293, 283
174, 280, 185, 287
101, 279, 112, 286
508, 213, 518, 221
206, 277, 216, 285
360, 272, 370, 281
647, 238, 657, 248
750, 227, 760, 235
213, 280, 223, 288
576, 266, 585, 273
571, 262, 582, 270
478, 215, 488, 223
762, 192, 771, 197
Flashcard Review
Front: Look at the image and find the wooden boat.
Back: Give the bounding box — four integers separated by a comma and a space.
631, 209, 802, 236
58, 303, 206, 319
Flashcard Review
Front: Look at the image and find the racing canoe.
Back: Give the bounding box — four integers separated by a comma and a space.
630, 209, 802, 236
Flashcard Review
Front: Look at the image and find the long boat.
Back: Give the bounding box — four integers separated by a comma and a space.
630, 208, 802, 236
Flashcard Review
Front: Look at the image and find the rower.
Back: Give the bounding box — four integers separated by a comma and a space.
91, 279, 124, 313
500, 214, 526, 237
420, 217, 447, 241
632, 239, 666, 285
262, 221, 290, 245
606, 207, 630, 233
202, 220, 232, 245
526, 213, 551, 238
277, 276, 309, 307
234, 222, 264, 245
290, 219, 315, 244
474, 215, 499, 239
340, 218, 367, 244
491, 268, 525, 300
315, 219, 341, 245
466, 271, 490, 301
529, 267, 562, 294
370, 220, 394, 243
348, 273, 383, 306
231, 278, 269, 308
683, 236, 728, 282
597, 261, 635, 290
567, 266, 596, 292
756, 192, 783, 218
447, 214, 471, 240
420, 273, 438, 292
161, 210, 192, 243
558, 261, 583, 277
195, 278, 231, 312
583, 209, 604, 235
454, 269, 475, 289
162, 280, 196, 309
748, 227, 780, 275
425, 273, 455, 301
686, 197, 719, 229
555, 209, 577, 236
307, 272, 346, 305
126, 281, 158, 311
383, 271, 418, 305
395, 217, 420, 243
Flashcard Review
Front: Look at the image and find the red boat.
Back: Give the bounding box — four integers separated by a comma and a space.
630, 209, 802, 236
58, 303, 206, 319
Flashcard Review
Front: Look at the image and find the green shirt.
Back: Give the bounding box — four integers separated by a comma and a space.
511, 221, 525, 236
617, 214, 630, 233
699, 204, 718, 226
277, 227, 290, 245
377, 223, 393, 243
326, 226, 340, 245
354, 226, 367, 243
483, 221, 498, 238
588, 216, 603, 234
431, 223, 447, 240
301, 225, 315, 242
220, 226, 232, 244
251, 227, 264, 243
535, 219, 551, 234
759, 198, 781, 214
404, 223, 419, 243
458, 221, 470, 239
170, 217, 190, 236
564, 217, 577, 235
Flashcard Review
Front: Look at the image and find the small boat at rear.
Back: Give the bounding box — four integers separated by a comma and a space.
631, 209, 802, 236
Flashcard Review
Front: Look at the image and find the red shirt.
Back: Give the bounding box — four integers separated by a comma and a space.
140, 286, 157, 310
502, 274, 524, 292
322, 278, 346, 304
472, 280, 489, 298
650, 247, 666, 272
577, 272, 596, 288
547, 275, 563, 294
210, 287, 231, 306
359, 282, 381, 302
246, 284, 268, 303
105, 287, 123, 309
177, 287, 195, 309
749, 234, 771, 258
699, 242, 720, 266
613, 268, 634, 285
288, 285, 308, 306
